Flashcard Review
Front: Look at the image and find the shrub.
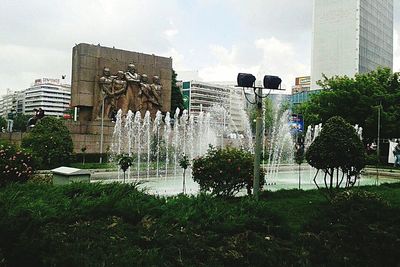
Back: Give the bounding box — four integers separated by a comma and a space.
300, 189, 400, 266
22, 117, 73, 169
0, 143, 35, 187
192, 146, 264, 196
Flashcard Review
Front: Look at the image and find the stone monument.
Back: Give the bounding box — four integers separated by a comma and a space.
71, 43, 172, 121
65, 43, 173, 154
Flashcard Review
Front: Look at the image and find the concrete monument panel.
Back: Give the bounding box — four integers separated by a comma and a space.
71, 43, 172, 121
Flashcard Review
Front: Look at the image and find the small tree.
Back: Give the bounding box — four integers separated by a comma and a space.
81, 146, 87, 165
306, 116, 365, 197
117, 154, 133, 183
192, 146, 264, 196
179, 153, 190, 194
21, 117, 73, 169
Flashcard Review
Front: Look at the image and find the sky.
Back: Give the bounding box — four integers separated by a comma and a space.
0, 0, 399, 96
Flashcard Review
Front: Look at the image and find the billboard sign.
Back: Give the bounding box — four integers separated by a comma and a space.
289, 114, 304, 134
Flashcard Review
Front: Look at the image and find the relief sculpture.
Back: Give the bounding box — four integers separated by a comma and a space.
98, 63, 163, 119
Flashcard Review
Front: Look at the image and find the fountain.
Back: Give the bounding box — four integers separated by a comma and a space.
110, 106, 253, 182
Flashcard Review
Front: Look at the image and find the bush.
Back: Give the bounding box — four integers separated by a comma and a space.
192, 146, 264, 196
22, 117, 73, 169
300, 189, 400, 267
0, 143, 35, 187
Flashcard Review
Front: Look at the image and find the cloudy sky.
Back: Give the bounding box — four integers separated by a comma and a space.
1, 0, 399, 95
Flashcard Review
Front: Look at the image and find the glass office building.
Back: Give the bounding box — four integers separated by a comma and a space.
311, 0, 393, 89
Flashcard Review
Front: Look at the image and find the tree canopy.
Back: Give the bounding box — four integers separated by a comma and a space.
170, 69, 184, 114
22, 117, 73, 169
296, 68, 400, 140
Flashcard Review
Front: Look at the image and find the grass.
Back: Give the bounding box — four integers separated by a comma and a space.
1, 182, 400, 266
69, 162, 117, 169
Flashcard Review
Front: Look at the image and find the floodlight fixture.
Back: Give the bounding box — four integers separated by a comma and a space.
237, 73, 256, 88
263, 75, 282, 89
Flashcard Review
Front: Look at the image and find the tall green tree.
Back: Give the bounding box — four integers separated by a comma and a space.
170, 69, 184, 114
22, 117, 73, 169
298, 68, 400, 140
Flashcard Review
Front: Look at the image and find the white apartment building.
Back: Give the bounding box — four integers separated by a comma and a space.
24, 78, 71, 117
311, 0, 393, 89
181, 81, 247, 132
0, 89, 17, 117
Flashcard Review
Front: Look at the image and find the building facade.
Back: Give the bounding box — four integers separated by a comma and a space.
181, 81, 247, 132
1, 79, 71, 119
311, 0, 393, 89
24, 78, 71, 117
0, 90, 17, 118
292, 76, 311, 94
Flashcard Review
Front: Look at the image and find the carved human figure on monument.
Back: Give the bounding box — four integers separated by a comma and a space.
110, 70, 128, 116
139, 74, 154, 114
124, 63, 141, 112
150, 76, 163, 109
98, 67, 115, 118
125, 64, 141, 84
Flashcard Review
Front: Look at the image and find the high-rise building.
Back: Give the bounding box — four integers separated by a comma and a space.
311, 0, 393, 89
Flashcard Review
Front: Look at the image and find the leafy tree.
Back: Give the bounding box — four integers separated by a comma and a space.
0, 117, 6, 131
117, 154, 133, 183
21, 117, 73, 169
192, 146, 264, 196
12, 114, 31, 132
170, 69, 184, 114
306, 116, 365, 197
179, 153, 190, 194
298, 68, 400, 141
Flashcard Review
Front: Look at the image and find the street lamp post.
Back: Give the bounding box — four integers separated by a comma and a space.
237, 73, 283, 199
253, 87, 263, 198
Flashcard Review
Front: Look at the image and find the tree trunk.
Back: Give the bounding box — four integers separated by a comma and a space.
182, 169, 186, 194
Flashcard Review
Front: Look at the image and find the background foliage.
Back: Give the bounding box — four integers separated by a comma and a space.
21, 117, 73, 169
296, 68, 400, 141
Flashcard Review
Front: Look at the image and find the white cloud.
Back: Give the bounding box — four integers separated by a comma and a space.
161, 48, 186, 70
198, 37, 309, 93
